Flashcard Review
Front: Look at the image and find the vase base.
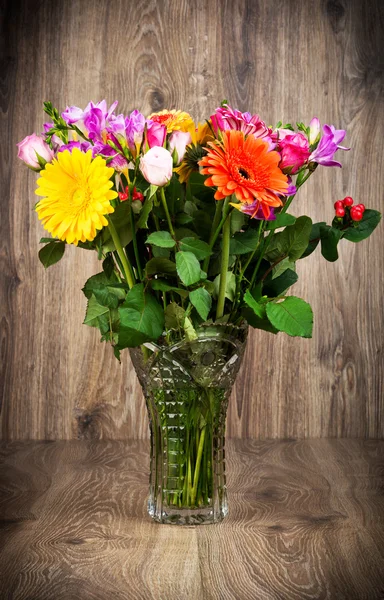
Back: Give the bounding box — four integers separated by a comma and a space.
148, 499, 228, 526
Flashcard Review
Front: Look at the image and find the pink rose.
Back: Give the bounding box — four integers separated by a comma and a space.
168, 130, 192, 164
278, 132, 310, 174
146, 121, 167, 149
140, 147, 173, 186
17, 133, 54, 170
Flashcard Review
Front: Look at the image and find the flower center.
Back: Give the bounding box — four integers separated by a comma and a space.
71, 186, 90, 214
238, 167, 250, 179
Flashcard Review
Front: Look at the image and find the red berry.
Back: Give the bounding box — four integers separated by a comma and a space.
118, 192, 128, 201
343, 196, 354, 207
133, 187, 144, 202
335, 207, 345, 217
334, 200, 344, 210
355, 203, 365, 212
350, 206, 363, 221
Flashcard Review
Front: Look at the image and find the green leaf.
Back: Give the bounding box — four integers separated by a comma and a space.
320, 225, 342, 262
242, 307, 278, 334
179, 237, 212, 260
152, 246, 170, 258
101, 203, 132, 252
244, 290, 265, 318
165, 302, 186, 330
266, 216, 312, 261
136, 186, 156, 229
343, 209, 381, 243
189, 172, 215, 201
39, 237, 59, 243
38, 241, 65, 268
175, 213, 194, 226
266, 213, 296, 230
83, 295, 109, 327
146, 231, 176, 248
229, 228, 261, 255
151, 279, 189, 298
118, 283, 164, 348
145, 258, 177, 277
175, 251, 201, 286
300, 222, 326, 258
230, 210, 246, 234
263, 269, 298, 296
82, 272, 126, 309
102, 255, 115, 279
212, 271, 236, 301
189, 288, 212, 320
266, 296, 313, 338
272, 257, 296, 279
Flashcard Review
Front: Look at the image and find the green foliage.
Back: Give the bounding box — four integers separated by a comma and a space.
229, 228, 261, 255
83, 271, 126, 309
266, 296, 313, 338
266, 213, 296, 230
38, 241, 65, 268
179, 238, 212, 260
118, 283, 164, 348
320, 225, 342, 262
176, 251, 202, 286
145, 258, 177, 277
151, 279, 189, 298
136, 186, 157, 229
189, 172, 215, 202
101, 203, 132, 252
146, 231, 176, 248
300, 222, 326, 258
212, 271, 236, 301
263, 269, 298, 297
265, 216, 312, 261
342, 209, 381, 243
189, 288, 212, 320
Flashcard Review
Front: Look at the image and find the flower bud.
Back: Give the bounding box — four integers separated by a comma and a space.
309, 117, 321, 145
168, 130, 192, 165
139, 147, 173, 186
17, 133, 54, 170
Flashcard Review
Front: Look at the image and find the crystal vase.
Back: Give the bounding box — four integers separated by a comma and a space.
129, 324, 248, 525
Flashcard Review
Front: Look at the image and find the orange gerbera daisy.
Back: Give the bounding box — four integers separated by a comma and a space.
199, 130, 289, 218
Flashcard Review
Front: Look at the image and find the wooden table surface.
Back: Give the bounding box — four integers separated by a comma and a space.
0, 440, 383, 600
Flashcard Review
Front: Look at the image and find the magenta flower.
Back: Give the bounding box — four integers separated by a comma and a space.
309, 124, 349, 167
62, 100, 118, 141
278, 132, 310, 174
211, 104, 271, 140
125, 110, 146, 150
146, 120, 167, 148
239, 202, 276, 221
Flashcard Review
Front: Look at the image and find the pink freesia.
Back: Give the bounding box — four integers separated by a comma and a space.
278, 132, 310, 173
17, 133, 54, 170
140, 147, 173, 186
146, 120, 167, 148
168, 130, 192, 164
309, 117, 321, 145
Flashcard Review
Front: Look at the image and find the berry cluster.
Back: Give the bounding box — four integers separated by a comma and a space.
334, 196, 365, 222
118, 186, 145, 203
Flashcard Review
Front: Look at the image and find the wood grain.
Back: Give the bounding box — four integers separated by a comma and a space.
1, 0, 383, 439
0, 439, 383, 599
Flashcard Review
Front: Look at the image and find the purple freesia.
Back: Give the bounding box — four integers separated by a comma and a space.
42, 122, 64, 151
92, 142, 129, 171
62, 100, 118, 141
126, 110, 146, 149
240, 202, 276, 221
58, 141, 93, 154
211, 104, 272, 140
309, 124, 349, 167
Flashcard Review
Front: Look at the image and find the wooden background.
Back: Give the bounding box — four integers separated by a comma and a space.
1, 0, 383, 441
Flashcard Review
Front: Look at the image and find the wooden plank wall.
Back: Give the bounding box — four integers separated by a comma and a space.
1, 0, 383, 440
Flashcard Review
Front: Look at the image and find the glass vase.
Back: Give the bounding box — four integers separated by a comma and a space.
129, 324, 248, 525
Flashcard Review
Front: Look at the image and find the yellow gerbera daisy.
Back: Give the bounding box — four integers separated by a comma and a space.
35, 149, 117, 245
175, 121, 215, 183
147, 109, 195, 133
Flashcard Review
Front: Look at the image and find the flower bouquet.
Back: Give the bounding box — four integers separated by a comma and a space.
18, 101, 381, 525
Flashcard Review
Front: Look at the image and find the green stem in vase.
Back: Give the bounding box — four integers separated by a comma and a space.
216, 200, 231, 320
107, 217, 135, 289
160, 187, 175, 238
